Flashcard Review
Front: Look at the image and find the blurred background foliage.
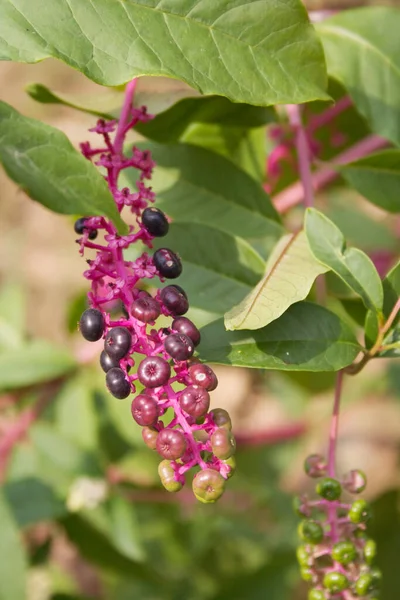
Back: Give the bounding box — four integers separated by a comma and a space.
1, 3, 400, 598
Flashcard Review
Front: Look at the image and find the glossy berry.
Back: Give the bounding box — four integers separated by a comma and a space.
74, 217, 97, 239
158, 460, 183, 492
153, 248, 182, 279
99, 350, 120, 373
131, 296, 161, 323
298, 520, 324, 545
164, 333, 194, 361
104, 326, 132, 360
223, 456, 236, 479
348, 499, 371, 524
79, 308, 105, 342
331, 541, 357, 565
171, 317, 200, 347
308, 590, 326, 600
316, 477, 342, 501
160, 285, 189, 315
343, 469, 367, 494
210, 407, 231, 429
138, 356, 171, 388
106, 367, 131, 399
142, 207, 169, 237
142, 426, 158, 450
370, 567, 382, 586
300, 567, 313, 582
179, 385, 210, 418
192, 468, 225, 503
131, 394, 159, 426
304, 454, 327, 478
189, 363, 218, 391
156, 428, 187, 460
211, 428, 236, 460
296, 545, 311, 567
355, 574, 374, 596
323, 572, 349, 593
363, 539, 377, 565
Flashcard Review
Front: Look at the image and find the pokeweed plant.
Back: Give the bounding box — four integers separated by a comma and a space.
0, 1, 399, 599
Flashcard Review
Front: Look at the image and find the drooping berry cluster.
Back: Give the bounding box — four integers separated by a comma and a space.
295, 455, 381, 599
74, 86, 236, 502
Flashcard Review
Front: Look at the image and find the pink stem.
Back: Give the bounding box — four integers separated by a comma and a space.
235, 422, 305, 446
286, 104, 315, 208
273, 134, 389, 214
328, 370, 344, 479
307, 96, 352, 133
114, 80, 137, 155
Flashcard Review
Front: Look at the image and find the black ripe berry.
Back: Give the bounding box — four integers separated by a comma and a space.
79, 308, 105, 342
172, 317, 200, 346
164, 333, 194, 361
74, 217, 97, 240
100, 350, 120, 373
138, 356, 171, 388
106, 367, 131, 399
153, 248, 182, 279
160, 285, 189, 315
142, 207, 169, 237
104, 326, 132, 360
131, 296, 161, 323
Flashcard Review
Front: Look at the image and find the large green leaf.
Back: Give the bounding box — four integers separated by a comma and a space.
318, 7, 400, 145
342, 150, 400, 213
0, 340, 76, 391
136, 96, 275, 142
305, 209, 383, 314
225, 231, 328, 331
0, 0, 328, 106
4, 478, 66, 527
152, 222, 265, 314
127, 142, 282, 247
0, 492, 27, 600
199, 302, 361, 371
0, 102, 126, 233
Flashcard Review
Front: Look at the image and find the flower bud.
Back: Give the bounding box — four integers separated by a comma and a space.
304, 454, 327, 478
343, 469, 367, 494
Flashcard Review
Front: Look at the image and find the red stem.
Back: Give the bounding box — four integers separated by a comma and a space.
286, 104, 315, 208
235, 422, 305, 446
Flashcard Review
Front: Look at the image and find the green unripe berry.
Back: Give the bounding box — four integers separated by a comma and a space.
298, 520, 324, 544
343, 469, 367, 494
296, 544, 312, 567
210, 428, 236, 460
222, 456, 236, 479
316, 477, 342, 501
349, 499, 371, 524
192, 468, 225, 503
293, 495, 310, 517
308, 590, 326, 600
331, 541, 357, 565
363, 539, 377, 565
304, 454, 327, 478
158, 460, 183, 493
323, 572, 349, 592
370, 567, 382, 587
300, 567, 313, 582
355, 574, 374, 596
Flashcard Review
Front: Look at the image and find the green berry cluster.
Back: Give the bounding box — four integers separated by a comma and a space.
295, 455, 381, 599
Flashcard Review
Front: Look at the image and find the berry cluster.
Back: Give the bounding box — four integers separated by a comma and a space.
295, 455, 381, 599
74, 89, 235, 502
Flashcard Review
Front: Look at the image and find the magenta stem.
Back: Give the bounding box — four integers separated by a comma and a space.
114, 80, 137, 155
328, 370, 344, 479
286, 104, 315, 208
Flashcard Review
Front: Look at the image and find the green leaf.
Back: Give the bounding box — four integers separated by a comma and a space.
199, 302, 361, 371
127, 142, 282, 248
0, 282, 25, 350
0, 0, 328, 106
305, 209, 383, 313
0, 340, 76, 391
4, 478, 66, 527
225, 231, 328, 331
152, 222, 265, 315
136, 96, 275, 143
318, 7, 400, 146
107, 495, 146, 562
0, 491, 27, 600
342, 150, 400, 213
0, 102, 126, 234
54, 375, 98, 450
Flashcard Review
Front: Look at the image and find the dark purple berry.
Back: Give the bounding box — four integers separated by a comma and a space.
160, 286, 189, 315
164, 333, 194, 361
142, 427, 158, 450
131, 394, 159, 426
142, 207, 169, 237
104, 326, 132, 360
172, 317, 200, 346
210, 428, 236, 459
153, 248, 182, 279
156, 428, 187, 460
106, 367, 131, 399
138, 356, 171, 388
100, 350, 120, 373
74, 217, 97, 240
188, 363, 218, 391
79, 308, 105, 342
179, 385, 210, 418
131, 296, 161, 323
